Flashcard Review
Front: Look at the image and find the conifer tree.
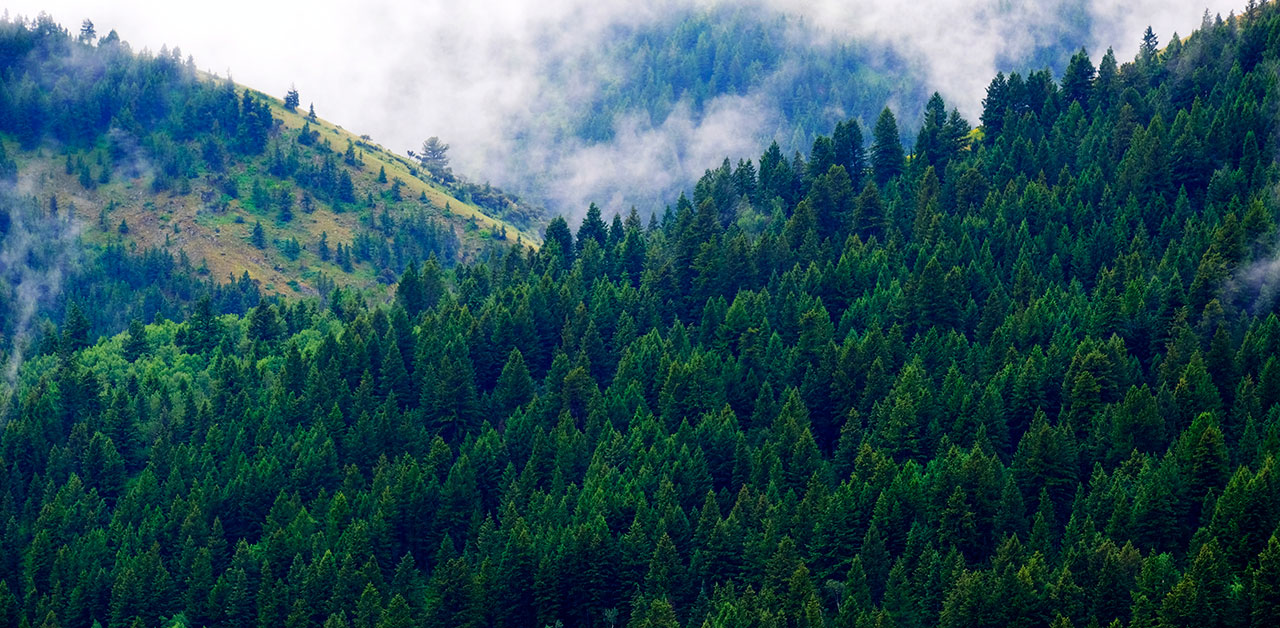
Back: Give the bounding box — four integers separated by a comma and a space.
494, 348, 534, 415
1252, 535, 1280, 627
871, 106, 905, 185
251, 220, 267, 249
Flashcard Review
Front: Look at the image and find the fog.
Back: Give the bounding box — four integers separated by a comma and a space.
0, 178, 82, 415
4, 1, 1245, 219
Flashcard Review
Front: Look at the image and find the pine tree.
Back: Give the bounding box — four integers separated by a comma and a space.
544, 216, 575, 268
494, 348, 534, 415
122, 318, 148, 361
337, 243, 353, 272
396, 262, 425, 316
871, 107, 905, 185
981, 72, 1009, 137
82, 432, 126, 499
418, 136, 450, 176
577, 203, 608, 254
248, 303, 284, 345
380, 339, 411, 405
377, 594, 414, 628
854, 179, 885, 239
1252, 535, 1280, 628
62, 301, 91, 352
354, 584, 383, 628
1140, 26, 1159, 65
251, 220, 267, 249
419, 255, 446, 311
278, 187, 294, 222
339, 170, 356, 203
1061, 48, 1096, 105
914, 92, 949, 171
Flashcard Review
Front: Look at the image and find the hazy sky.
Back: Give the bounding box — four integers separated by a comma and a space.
1, 0, 1246, 216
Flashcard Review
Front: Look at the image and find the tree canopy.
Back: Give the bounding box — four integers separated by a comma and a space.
3, 6, 1280, 628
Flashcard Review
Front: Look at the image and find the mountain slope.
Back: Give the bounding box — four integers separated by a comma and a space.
5, 4, 1280, 628
0, 16, 541, 301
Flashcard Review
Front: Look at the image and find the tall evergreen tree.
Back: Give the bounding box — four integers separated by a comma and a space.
871, 107, 905, 185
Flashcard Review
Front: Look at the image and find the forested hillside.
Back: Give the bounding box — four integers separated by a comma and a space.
564, 7, 921, 148
5, 4, 1280, 628
567, 2, 1094, 148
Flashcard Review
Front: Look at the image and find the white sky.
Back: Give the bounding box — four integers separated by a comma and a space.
0, 0, 1246, 215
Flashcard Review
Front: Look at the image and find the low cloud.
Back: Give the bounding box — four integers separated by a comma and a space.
5, 0, 1240, 221
548, 90, 779, 216
0, 180, 82, 413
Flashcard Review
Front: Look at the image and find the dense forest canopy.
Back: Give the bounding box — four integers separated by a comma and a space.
3, 3, 1280, 628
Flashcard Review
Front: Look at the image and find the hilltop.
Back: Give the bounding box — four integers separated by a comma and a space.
0, 16, 542, 302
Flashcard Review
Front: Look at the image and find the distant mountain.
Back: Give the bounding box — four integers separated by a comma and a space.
484, 3, 1096, 215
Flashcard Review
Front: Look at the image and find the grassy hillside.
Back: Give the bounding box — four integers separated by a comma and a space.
11, 79, 539, 299
0, 17, 541, 303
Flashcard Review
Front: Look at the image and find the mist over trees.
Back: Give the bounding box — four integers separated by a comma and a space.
3, 4, 1280, 628
375, 1, 1105, 221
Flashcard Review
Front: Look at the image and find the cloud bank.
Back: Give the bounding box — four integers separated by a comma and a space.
0, 179, 82, 414
5, 0, 1243, 220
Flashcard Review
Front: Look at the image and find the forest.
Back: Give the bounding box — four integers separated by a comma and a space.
3, 3, 1280, 628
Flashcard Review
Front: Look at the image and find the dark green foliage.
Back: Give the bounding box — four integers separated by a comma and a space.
494, 348, 534, 414
912, 92, 969, 174
335, 242, 353, 272
61, 301, 91, 352
1061, 48, 1096, 105
247, 303, 284, 344
319, 231, 331, 261
277, 186, 294, 222
543, 215, 575, 268
7, 8, 1280, 628
122, 318, 148, 360
417, 137, 450, 178
281, 237, 301, 260
832, 118, 867, 187
577, 203, 608, 254
251, 220, 266, 249
871, 106, 905, 185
